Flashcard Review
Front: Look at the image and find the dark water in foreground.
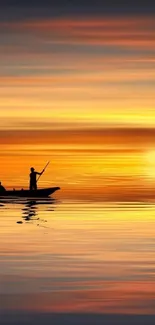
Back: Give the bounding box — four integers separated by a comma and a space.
0, 198, 155, 324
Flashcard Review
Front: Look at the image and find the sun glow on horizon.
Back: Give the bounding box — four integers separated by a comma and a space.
145, 150, 155, 179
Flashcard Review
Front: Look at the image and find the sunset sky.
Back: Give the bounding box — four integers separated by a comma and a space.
1, 2, 155, 321
0, 1, 155, 193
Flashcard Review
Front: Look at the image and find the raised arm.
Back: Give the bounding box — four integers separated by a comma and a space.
38, 169, 45, 175
36, 171, 43, 175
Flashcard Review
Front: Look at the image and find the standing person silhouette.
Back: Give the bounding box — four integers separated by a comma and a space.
29, 167, 43, 190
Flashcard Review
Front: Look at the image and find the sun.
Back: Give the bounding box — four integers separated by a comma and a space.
146, 150, 155, 164
145, 150, 155, 179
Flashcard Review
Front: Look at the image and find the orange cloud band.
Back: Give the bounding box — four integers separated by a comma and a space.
1, 15, 155, 48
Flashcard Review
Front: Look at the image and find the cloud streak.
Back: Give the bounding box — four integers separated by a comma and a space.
0, 128, 155, 146
0, 14, 154, 131
1, 16, 155, 48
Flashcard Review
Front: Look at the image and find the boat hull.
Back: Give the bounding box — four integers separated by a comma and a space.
0, 187, 60, 198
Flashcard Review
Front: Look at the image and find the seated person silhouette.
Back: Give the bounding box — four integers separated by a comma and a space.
0, 181, 6, 192
29, 167, 42, 191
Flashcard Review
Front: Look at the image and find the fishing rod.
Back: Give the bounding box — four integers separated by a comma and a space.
37, 161, 50, 183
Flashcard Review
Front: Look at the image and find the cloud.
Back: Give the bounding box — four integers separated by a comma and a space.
0, 16, 155, 49
0, 128, 155, 146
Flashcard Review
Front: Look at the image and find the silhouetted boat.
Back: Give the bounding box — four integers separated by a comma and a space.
0, 187, 60, 198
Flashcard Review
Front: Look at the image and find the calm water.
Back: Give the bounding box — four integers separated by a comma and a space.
0, 197, 155, 324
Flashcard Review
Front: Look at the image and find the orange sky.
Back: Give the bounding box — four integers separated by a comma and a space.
0, 14, 155, 193
0, 15, 155, 134
1, 4, 155, 322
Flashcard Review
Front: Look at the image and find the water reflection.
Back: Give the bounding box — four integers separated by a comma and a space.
22, 200, 38, 221
1, 199, 155, 318
0, 197, 58, 225
22, 198, 55, 223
